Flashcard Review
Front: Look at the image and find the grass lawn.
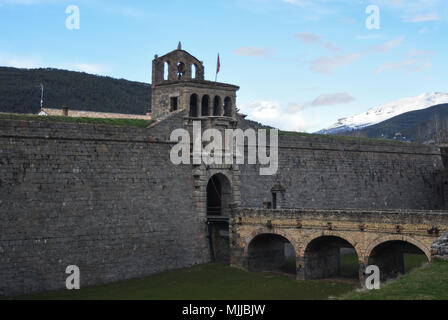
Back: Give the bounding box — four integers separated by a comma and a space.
10, 264, 357, 300
341, 258, 448, 300
0, 113, 153, 128
340, 253, 359, 278
7, 253, 435, 300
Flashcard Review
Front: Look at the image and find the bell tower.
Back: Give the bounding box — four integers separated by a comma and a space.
150, 44, 242, 264
150, 43, 239, 121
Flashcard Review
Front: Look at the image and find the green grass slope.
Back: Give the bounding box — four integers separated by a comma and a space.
0, 113, 153, 128
341, 260, 448, 300
9, 264, 357, 300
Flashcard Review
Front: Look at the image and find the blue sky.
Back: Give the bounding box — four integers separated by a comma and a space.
0, 0, 446, 132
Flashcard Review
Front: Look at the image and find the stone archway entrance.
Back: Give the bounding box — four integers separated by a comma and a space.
247, 234, 297, 275
301, 236, 359, 280
206, 173, 232, 263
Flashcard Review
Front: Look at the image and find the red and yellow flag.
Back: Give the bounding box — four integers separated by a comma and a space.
216, 54, 220, 75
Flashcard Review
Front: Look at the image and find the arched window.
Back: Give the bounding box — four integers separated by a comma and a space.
213, 96, 222, 116
191, 64, 197, 79
224, 97, 232, 117
163, 61, 170, 81
201, 95, 210, 116
189, 94, 198, 117
177, 61, 185, 80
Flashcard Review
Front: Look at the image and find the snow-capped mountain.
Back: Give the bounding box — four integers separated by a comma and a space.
317, 92, 448, 134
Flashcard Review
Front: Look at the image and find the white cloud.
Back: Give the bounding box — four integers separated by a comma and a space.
243, 100, 281, 121
311, 92, 355, 107
288, 92, 355, 111
369, 0, 445, 23
371, 36, 405, 53
240, 100, 318, 132
309, 53, 361, 75
370, 0, 444, 12
356, 35, 381, 40
375, 58, 432, 75
407, 13, 440, 22
322, 42, 340, 52
240, 92, 354, 132
306, 35, 409, 75
0, 53, 40, 68
298, 33, 406, 76
408, 49, 436, 57
294, 32, 340, 51
294, 32, 321, 44
373, 46, 435, 75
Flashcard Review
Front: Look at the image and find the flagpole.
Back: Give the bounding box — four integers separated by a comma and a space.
213, 53, 220, 116
215, 53, 220, 83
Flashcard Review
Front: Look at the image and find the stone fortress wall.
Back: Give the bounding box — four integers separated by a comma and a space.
239, 133, 445, 210
0, 119, 209, 296
0, 116, 446, 296
1, 44, 447, 296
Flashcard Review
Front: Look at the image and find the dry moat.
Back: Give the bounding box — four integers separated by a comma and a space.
9, 253, 427, 300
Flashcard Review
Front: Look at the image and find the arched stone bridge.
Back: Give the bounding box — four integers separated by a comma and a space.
229, 208, 448, 283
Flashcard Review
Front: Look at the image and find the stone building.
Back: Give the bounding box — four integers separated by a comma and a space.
151, 42, 238, 120
1, 44, 448, 296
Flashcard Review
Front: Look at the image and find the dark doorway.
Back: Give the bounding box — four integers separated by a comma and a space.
206, 174, 232, 264
207, 175, 222, 215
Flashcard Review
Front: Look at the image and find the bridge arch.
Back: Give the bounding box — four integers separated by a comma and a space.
365, 235, 431, 263
246, 230, 297, 275
300, 233, 360, 280
365, 235, 430, 281
298, 231, 359, 257
245, 228, 297, 254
